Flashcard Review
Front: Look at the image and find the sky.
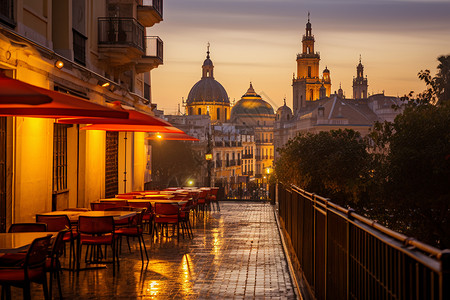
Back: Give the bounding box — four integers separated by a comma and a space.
150, 0, 450, 114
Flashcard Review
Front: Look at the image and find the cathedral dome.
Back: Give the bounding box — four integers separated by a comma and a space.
186, 47, 229, 105
186, 78, 229, 105
231, 83, 274, 117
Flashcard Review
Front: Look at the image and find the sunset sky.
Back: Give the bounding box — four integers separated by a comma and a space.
150, 0, 450, 114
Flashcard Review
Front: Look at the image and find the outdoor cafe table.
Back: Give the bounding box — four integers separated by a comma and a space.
0, 232, 57, 253
40, 210, 137, 222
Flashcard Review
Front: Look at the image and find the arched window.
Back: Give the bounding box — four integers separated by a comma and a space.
198, 108, 201, 115
308, 66, 312, 78
217, 108, 220, 120
307, 47, 310, 54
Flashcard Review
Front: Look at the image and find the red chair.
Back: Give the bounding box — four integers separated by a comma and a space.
153, 203, 182, 241
36, 214, 78, 270
8, 223, 47, 233
210, 187, 220, 211
0, 235, 52, 300
46, 229, 69, 299
127, 201, 154, 235
115, 211, 148, 263
63, 208, 89, 212
77, 216, 118, 276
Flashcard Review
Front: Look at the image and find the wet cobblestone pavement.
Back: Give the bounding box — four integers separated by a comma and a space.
11, 202, 296, 299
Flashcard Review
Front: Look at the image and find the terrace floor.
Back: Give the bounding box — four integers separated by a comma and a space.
11, 202, 296, 299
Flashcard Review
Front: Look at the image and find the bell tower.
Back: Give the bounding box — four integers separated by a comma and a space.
352, 55, 368, 99
293, 13, 327, 114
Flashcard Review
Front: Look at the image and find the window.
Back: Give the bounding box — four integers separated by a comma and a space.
53, 124, 69, 192
73, 29, 87, 66
105, 132, 119, 198
217, 108, 220, 120
189, 107, 193, 115
308, 66, 311, 78
0, 0, 15, 28
310, 89, 314, 101
198, 108, 201, 115
307, 46, 310, 54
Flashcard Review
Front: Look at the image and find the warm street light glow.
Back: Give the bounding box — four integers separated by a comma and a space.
54, 60, 64, 69
266, 167, 271, 174
205, 153, 213, 160
101, 82, 110, 87
156, 133, 162, 139
188, 180, 194, 186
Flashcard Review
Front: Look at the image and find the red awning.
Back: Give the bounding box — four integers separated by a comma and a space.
57, 101, 171, 126
0, 85, 129, 119
146, 132, 199, 141
80, 124, 184, 133
59, 102, 184, 133
0, 74, 52, 105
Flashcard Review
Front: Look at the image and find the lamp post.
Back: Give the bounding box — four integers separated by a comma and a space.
265, 167, 272, 200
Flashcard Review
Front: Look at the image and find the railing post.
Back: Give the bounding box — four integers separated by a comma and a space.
346, 208, 354, 300
442, 249, 450, 300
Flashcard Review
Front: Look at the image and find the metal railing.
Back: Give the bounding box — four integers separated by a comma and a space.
276, 183, 449, 300
144, 36, 163, 61
141, 0, 163, 18
98, 17, 144, 52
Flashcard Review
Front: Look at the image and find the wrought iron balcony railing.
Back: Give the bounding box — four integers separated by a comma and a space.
98, 17, 144, 52
144, 36, 163, 61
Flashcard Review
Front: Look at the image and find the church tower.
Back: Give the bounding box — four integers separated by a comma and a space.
352, 56, 368, 99
292, 14, 331, 114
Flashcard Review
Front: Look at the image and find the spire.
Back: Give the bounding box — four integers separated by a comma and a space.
283, 97, 286, 106
202, 43, 214, 78
359, 54, 361, 64
308, 11, 310, 23
244, 82, 257, 97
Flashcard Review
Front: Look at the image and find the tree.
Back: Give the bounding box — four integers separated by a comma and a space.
150, 140, 204, 188
367, 55, 450, 248
416, 55, 450, 105
275, 129, 370, 205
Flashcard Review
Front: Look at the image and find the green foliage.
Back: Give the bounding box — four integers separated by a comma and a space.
369, 103, 450, 248
150, 140, 204, 188
275, 129, 370, 205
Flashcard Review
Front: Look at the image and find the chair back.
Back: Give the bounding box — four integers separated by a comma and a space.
25, 235, 52, 270
154, 203, 179, 215
90, 202, 117, 211
128, 201, 153, 212
8, 223, 47, 233
49, 229, 69, 266
78, 216, 114, 235
36, 215, 71, 232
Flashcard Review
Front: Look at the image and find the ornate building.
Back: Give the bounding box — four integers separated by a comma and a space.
185, 45, 230, 123
292, 14, 331, 113
0, 0, 164, 229
274, 17, 403, 160
230, 83, 275, 178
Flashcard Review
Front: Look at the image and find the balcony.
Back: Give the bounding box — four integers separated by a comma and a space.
136, 36, 163, 73
98, 17, 145, 67
137, 0, 163, 27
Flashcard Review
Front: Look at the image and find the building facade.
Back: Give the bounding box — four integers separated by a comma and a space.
0, 0, 164, 230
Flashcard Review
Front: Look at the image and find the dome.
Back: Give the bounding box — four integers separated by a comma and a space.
276, 99, 293, 122
231, 83, 274, 117
186, 45, 229, 105
186, 78, 229, 104
203, 58, 213, 66
323, 66, 330, 73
